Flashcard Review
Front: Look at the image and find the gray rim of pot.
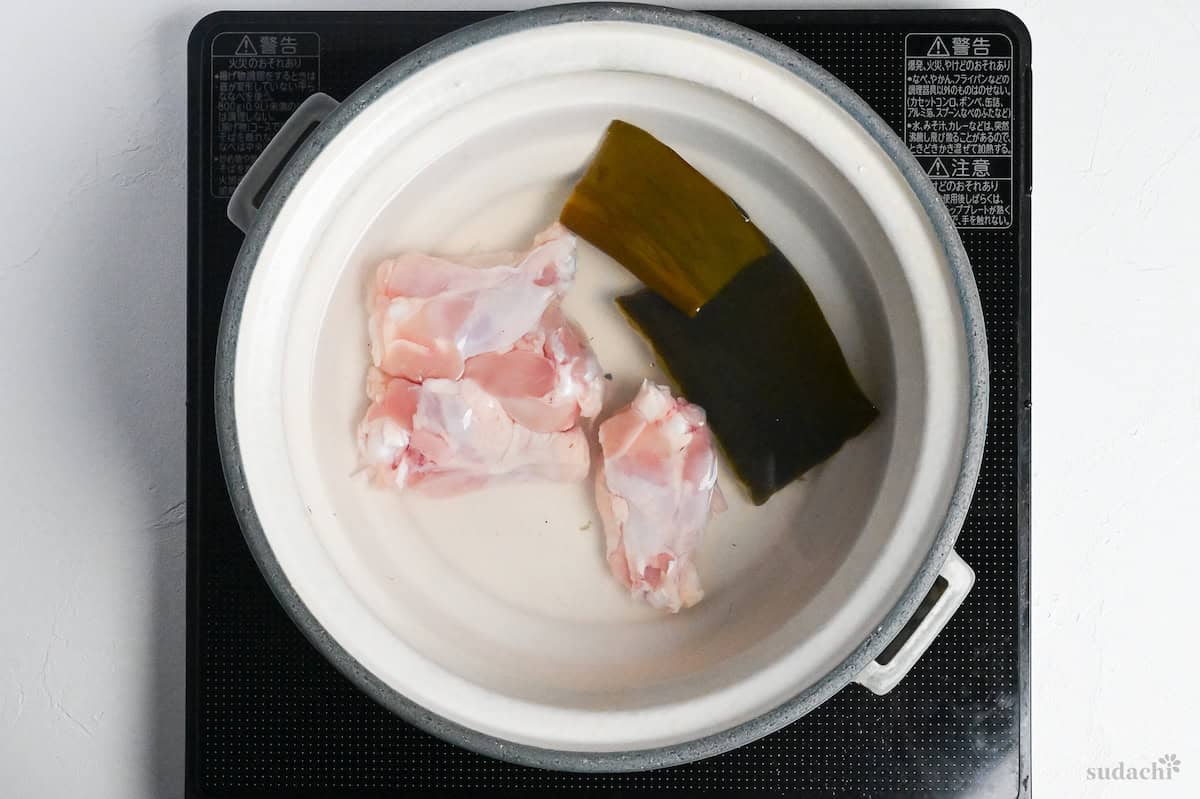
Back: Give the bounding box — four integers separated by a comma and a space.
215, 2, 989, 773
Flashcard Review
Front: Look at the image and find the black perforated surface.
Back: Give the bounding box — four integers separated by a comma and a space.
187, 10, 1030, 797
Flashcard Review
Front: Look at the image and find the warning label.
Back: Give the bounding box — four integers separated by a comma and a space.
904, 33, 1013, 229
210, 32, 321, 198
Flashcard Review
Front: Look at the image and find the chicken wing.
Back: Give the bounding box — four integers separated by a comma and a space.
595, 380, 723, 612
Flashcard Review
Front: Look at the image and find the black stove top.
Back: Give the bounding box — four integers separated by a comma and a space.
187, 10, 1030, 797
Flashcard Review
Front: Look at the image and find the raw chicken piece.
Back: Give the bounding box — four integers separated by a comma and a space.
369, 225, 577, 382
595, 380, 723, 612
463, 304, 605, 433
359, 369, 590, 496
359, 225, 605, 496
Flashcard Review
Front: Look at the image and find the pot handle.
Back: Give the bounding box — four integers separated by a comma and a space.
227, 92, 341, 233
854, 549, 975, 695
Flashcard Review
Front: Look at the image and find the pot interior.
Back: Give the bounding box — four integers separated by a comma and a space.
232, 20, 970, 754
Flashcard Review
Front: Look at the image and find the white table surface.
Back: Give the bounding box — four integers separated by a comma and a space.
1, 1, 1197, 796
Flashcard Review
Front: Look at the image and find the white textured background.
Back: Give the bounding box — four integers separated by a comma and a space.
0, 1, 1197, 797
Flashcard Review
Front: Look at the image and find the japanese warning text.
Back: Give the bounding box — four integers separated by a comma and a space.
904, 33, 1014, 229
210, 32, 321, 198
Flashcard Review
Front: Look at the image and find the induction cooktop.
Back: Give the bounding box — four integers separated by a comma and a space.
186, 9, 1031, 797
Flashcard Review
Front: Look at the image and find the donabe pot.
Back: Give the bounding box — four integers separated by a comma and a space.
216, 3, 988, 772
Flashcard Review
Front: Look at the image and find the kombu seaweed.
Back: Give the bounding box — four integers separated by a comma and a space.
565, 120, 878, 504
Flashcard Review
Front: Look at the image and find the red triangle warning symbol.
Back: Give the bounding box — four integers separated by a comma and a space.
928, 158, 950, 178
234, 35, 257, 56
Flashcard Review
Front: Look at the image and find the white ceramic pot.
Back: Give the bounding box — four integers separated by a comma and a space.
216, 4, 988, 771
